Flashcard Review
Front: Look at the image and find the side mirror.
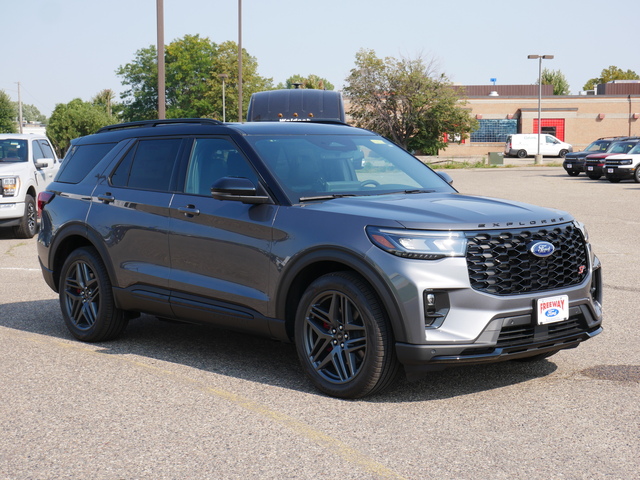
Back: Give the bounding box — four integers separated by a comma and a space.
211, 177, 272, 204
437, 171, 454, 185
35, 159, 51, 169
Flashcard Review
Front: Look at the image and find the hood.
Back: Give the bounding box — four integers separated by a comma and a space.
564, 151, 591, 159
299, 192, 572, 230
585, 153, 610, 160
0, 161, 30, 176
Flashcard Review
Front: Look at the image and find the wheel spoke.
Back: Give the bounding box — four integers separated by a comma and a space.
63, 260, 100, 330
303, 289, 368, 384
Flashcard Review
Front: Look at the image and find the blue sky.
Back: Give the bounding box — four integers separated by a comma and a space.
3, 0, 639, 117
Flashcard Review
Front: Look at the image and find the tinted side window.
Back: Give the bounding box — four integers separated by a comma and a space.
184, 138, 257, 196
31, 140, 44, 160
111, 138, 181, 191
38, 140, 56, 160
56, 143, 117, 184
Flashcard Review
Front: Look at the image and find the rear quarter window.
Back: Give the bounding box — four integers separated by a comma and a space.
56, 143, 117, 184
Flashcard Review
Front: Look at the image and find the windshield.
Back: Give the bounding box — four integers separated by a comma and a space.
0, 139, 28, 162
585, 141, 610, 153
608, 141, 638, 154
628, 143, 640, 155
247, 134, 454, 202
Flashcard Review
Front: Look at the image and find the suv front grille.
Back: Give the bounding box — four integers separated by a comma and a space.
466, 223, 589, 295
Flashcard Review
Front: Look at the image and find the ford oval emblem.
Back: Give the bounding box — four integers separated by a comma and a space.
529, 241, 555, 258
545, 308, 560, 318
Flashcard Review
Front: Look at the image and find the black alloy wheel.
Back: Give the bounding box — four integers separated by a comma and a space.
59, 247, 128, 342
295, 272, 399, 398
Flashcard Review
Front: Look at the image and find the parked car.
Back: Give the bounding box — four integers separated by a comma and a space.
0, 133, 60, 238
562, 137, 624, 177
584, 139, 640, 180
504, 133, 572, 158
604, 142, 640, 183
37, 119, 603, 399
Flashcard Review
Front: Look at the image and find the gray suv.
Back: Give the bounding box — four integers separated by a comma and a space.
37, 119, 603, 398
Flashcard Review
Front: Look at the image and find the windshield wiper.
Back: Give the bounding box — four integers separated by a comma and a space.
379, 189, 436, 195
299, 194, 357, 202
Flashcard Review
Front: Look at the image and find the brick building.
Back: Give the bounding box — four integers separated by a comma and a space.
443, 81, 640, 156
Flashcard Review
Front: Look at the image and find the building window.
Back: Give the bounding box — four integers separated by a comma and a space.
470, 119, 517, 143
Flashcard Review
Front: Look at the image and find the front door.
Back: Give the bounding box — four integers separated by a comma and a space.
168, 137, 276, 332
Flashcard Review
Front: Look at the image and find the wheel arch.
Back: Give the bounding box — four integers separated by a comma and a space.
275, 248, 407, 343
49, 224, 117, 294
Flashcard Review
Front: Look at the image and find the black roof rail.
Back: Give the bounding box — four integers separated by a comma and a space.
97, 118, 223, 133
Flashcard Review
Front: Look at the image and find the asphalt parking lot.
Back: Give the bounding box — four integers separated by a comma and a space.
1, 167, 638, 480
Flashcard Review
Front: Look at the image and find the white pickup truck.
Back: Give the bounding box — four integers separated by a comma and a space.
0, 133, 60, 238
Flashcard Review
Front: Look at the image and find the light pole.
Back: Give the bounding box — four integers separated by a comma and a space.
238, 0, 243, 123
218, 74, 228, 122
528, 54, 554, 164
156, 0, 166, 119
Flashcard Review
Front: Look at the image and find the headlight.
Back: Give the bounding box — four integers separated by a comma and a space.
620, 159, 633, 165
1, 177, 20, 197
367, 226, 467, 260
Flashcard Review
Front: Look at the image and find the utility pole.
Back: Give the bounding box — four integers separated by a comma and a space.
238, 0, 243, 123
16, 82, 23, 134
157, 0, 166, 119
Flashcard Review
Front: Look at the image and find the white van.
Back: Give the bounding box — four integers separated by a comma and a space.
504, 134, 572, 158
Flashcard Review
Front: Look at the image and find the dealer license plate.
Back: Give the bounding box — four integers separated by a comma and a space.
587, 166, 594, 171
607, 168, 614, 173
536, 295, 569, 325
566, 164, 572, 168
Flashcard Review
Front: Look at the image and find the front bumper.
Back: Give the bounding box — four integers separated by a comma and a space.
604, 166, 634, 180
396, 303, 602, 380
563, 160, 584, 173
0, 200, 25, 225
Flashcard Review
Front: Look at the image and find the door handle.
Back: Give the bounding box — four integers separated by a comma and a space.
98, 193, 115, 204
177, 205, 200, 217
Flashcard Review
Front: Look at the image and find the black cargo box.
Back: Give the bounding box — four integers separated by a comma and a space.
246, 89, 345, 123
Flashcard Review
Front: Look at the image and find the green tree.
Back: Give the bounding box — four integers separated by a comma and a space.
92, 88, 118, 117
117, 35, 273, 122
46, 99, 115, 157
540, 68, 570, 95
344, 49, 477, 154
0, 90, 17, 133
116, 43, 159, 121
12, 103, 47, 123
276, 74, 334, 90
583, 65, 640, 91
205, 40, 274, 121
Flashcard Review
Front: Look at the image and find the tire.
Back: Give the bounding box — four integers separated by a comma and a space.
294, 272, 399, 399
567, 171, 580, 177
59, 247, 128, 342
634, 167, 640, 183
14, 194, 38, 239
516, 149, 527, 159
559, 149, 568, 158
587, 174, 602, 180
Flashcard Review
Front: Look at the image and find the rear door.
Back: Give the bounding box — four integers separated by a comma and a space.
168, 137, 277, 332
87, 137, 184, 315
